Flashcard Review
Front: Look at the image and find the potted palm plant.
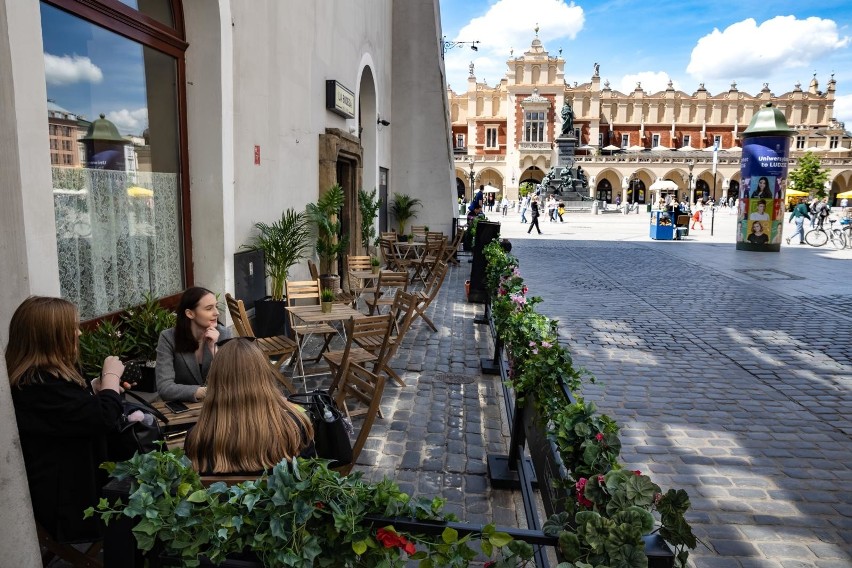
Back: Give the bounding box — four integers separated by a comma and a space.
358, 187, 381, 256
245, 208, 312, 337
389, 193, 422, 241
307, 183, 349, 292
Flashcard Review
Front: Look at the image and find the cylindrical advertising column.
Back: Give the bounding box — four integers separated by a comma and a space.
736, 103, 795, 252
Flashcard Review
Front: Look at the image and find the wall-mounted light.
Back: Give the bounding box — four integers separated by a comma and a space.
377, 115, 391, 128
442, 36, 480, 58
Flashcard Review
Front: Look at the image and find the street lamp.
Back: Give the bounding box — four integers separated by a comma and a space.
687, 160, 695, 204
468, 157, 476, 202
442, 36, 480, 58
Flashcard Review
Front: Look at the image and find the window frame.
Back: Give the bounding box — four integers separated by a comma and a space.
485, 126, 498, 149
621, 134, 629, 148
683, 134, 691, 147
651, 133, 660, 147
524, 110, 546, 143
43, 0, 192, 315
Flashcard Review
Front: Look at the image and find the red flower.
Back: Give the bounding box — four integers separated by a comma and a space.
575, 478, 593, 508
484, 562, 496, 568
314, 502, 325, 509
633, 470, 642, 476
376, 528, 416, 555
595, 433, 604, 442
597, 475, 605, 484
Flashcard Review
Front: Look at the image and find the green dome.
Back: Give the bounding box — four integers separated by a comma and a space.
79, 114, 129, 144
741, 103, 795, 138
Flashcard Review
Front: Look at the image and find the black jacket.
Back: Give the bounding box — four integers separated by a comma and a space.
12, 372, 123, 542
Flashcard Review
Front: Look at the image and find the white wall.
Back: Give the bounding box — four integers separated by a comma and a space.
0, 0, 58, 563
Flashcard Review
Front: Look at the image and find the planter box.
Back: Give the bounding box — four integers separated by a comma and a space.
468, 221, 500, 303
253, 297, 289, 338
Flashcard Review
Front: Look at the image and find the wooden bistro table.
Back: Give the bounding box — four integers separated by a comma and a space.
285, 303, 366, 388
151, 400, 203, 450
394, 240, 425, 260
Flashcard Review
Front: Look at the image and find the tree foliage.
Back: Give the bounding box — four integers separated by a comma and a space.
788, 152, 830, 198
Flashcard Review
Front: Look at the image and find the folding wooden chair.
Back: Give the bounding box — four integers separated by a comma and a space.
345, 254, 378, 303
355, 290, 418, 387
225, 293, 297, 394
379, 231, 398, 242
37, 523, 103, 568
441, 227, 465, 266
411, 260, 448, 332
362, 270, 408, 315
409, 237, 445, 287
284, 279, 338, 380
322, 313, 392, 398
331, 363, 387, 476
410, 225, 427, 240
379, 238, 409, 273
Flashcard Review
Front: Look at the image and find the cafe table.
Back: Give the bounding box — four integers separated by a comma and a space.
285, 303, 366, 387
150, 400, 204, 449
393, 240, 425, 259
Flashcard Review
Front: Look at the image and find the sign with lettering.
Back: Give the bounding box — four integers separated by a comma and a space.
326, 80, 355, 119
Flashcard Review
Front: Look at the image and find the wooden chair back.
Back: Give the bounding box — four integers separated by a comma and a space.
410, 225, 427, 239
345, 254, 374, 294
332, 363, 387, 476
380, 231, 398, 242
285, 279, 322, 306
326, 314, 392, 396
425, 231, 444, 243
412, 261, 449, 332
307, 259, 320, 281
364, 271, 409, 315
378, 238, 403, 270
442, 227, 465, 265
360, 289, 418, 387
225, 292, 253, 337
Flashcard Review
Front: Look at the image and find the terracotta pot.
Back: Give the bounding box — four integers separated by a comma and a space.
464, 280, 470, 298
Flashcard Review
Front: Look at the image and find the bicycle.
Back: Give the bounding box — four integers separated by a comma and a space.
840, 217, 852, 249
805, 219, 847, 249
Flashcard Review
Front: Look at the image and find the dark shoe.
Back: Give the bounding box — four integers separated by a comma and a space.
799, 241, 806, 245
785, 237, 791, 244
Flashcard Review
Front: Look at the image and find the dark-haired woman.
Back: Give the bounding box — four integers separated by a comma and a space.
156, 287, 231, 402
6, 296, 125, 542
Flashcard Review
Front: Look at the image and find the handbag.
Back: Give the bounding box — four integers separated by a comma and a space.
108, 390, 169, 461
287, 390, 353, 468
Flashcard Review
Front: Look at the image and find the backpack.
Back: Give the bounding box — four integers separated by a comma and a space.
817, 203, 830, 217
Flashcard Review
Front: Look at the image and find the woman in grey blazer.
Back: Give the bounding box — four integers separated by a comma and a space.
156, 287, 231, 402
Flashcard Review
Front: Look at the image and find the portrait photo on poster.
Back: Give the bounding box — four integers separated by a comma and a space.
746, 220, 770, 244
750, 176, 774, 199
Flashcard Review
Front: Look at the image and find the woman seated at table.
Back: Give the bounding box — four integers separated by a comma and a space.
6, 296, 125, 542
156, 287, 231, 402
184, 338, 315, 474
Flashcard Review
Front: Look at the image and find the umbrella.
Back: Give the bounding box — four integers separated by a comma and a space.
626, 145, 645, 152
651, 145, 670, 151
649, 180, 679, 191
602, 145, 621, 152
677, 145, 695, 152
482, 184, 499, 193
127, 186, 154, 198
724, 146, 742, 153
836, 190, 852, 198
784, 189, 809, 197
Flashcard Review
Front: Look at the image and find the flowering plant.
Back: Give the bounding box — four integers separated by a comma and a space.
86, 449, 535, 567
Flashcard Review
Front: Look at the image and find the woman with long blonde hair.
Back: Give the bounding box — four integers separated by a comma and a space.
6, 296, 125, 542
184, 338, 314, 474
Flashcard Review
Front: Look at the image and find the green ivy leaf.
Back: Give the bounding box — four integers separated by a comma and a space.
186, 490, 207, 503
441, 527, 458, 544
352, 540, 368, 555
488, 531, 512, 548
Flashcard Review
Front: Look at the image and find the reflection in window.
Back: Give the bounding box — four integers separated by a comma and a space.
41, 2, 183, 319
524, 111, 545, 142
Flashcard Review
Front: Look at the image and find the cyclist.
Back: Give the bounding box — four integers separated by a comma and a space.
786, 198, 811, 245
814, 197, 831, 230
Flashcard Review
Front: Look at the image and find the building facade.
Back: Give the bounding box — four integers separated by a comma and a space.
449, 32, 852, 205
1, 1, 454, 561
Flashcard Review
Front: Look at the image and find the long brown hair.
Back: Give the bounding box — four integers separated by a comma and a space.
6, 296, 84, 388
184, 339, 313, 474
174, 287, 215, 353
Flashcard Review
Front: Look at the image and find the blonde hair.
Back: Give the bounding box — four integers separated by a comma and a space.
184, 339, 313, 474
5, 296, 84, 388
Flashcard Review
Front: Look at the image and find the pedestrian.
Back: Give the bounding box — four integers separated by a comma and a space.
557, 201, 565, 222
546, 195, 557, 222
527, 195, 542, 234
468, 186, 484, 215
691, 198, 705, 230
519, 194, 530, 223
786, 198, 810, 244
808, 197, 819, 228
814, 196, 830, 230
615, 195, 621, 207
500, 196, 509, 216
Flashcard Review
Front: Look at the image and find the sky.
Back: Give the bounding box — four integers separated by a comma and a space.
440, 0, 852, 128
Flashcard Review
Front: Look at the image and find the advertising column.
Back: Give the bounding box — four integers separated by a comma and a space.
736, 103, 795, 252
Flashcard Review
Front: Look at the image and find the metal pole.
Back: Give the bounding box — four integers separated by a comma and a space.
711, 173, 717, 235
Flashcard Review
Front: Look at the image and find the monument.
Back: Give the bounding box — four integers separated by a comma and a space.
546, 102, 587, 198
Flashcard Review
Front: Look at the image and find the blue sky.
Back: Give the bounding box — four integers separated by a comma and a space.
441, 0, 852, 127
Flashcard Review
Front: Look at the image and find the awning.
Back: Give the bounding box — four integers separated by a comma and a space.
649, 180, 679, 191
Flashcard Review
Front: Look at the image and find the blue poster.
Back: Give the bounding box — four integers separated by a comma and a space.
737, 136, 790, 246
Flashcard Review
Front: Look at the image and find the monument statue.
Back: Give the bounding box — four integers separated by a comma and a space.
560, 103, 574, 137
558, 167, 574, 193
593, 62, 600, 77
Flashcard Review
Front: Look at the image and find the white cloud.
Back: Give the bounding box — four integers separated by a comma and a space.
106, 107, 148, 134
44, 53, 103, 86
687, 16, 849, 81
618, 72, 679, 95
445, 0, 584, 91
834, 94, 852, 127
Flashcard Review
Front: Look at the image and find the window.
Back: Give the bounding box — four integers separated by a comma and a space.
455, 133, 465, 148
621, 134, 629, 148
713, 135, 722, 149
41, 0, 188, 320
485, 127, 498, 148
524, 111, 546, 142
573, 128, 580, 141
652, 134, 660, 147
683, 134, 691, 147
829, 136, 839, 149
796, 136, 805, 149
598, 132, 603, 146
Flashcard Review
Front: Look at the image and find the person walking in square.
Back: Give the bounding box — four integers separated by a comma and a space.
691, 198, 705, 230
786, 197, 810, 244
519, 194, 530, 223
527, 196, 542, 234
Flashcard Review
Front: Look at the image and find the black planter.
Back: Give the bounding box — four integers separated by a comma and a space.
252, 297, 289, 338
468, 221, 500, 303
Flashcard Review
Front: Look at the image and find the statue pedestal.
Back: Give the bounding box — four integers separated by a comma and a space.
555, 136, 577, 168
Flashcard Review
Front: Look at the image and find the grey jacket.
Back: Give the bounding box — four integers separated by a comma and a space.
155, 325, 231, 402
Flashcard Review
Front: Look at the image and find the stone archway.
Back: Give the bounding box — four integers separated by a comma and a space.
319, 129, 362, 272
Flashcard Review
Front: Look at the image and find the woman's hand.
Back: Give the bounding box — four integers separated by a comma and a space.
203, 324, 220, 351
95, 356, 124, 394
195, 386, 207, 401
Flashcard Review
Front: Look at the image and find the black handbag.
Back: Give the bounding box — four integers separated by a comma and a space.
108, 390, 169, 461
287, 390, 353, 468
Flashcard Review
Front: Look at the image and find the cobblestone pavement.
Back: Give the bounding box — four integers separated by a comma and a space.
493, 210, 852, 568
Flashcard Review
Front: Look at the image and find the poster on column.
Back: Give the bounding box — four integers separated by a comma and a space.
737, 136, 790, 250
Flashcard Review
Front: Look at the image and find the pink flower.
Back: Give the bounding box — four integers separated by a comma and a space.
529, 341, 536, 347
597, 475, 605, 484
541, 341, 552, 348
575, 478, 593, 508
532, 349, 538, 355
595, 433, 604, 442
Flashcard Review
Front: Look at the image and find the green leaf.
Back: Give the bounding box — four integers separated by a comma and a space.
186, 490, 207, 503
488, 531, 512, 548
441, 526, 458, 544
352, 540, 368, 555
